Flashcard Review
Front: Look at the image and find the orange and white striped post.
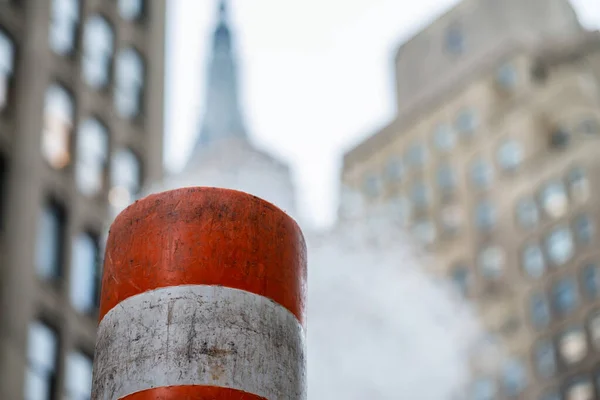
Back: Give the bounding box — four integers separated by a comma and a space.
91, 187, 307, 400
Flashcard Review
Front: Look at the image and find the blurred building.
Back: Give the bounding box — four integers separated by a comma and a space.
0, 0, 165, 398
150, 0, 298, 220
339, 0, 600, 398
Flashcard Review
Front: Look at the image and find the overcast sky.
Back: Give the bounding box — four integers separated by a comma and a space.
165, 0, 600, 228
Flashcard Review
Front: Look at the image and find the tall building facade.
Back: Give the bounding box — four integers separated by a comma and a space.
0, 0, 165, 398
340, 0, 600, 398
150, 0, 298, 220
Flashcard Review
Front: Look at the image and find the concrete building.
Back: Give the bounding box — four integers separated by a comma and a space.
340, 0, 600, 398
0, 0, 165, 398
150, 0, 298, 221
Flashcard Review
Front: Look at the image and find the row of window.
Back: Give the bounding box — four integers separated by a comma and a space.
36, 199, 102, 315
451, 220, 595, 299
1, 18, 146, 120
44, 82, 142, 204
26, 320, 91, 400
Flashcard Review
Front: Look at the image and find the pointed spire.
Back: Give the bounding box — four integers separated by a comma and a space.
187, 0, 247, 163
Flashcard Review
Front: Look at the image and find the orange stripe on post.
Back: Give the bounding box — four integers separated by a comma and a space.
122, 386, 268, 400
99, 187, 307, 325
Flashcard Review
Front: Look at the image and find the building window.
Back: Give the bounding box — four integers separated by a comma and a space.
582, 263, 600, 298
502, 359, 527, 397
65, 351, 92, 400
70, 232, 100, 314
522, 244, 546, 279
433, 124, 456, 151
115, 47, 145, 119
470, 158, 493, 189
0, 28, 15, 111
529, 292, 551, 329
25, 321, 58, 400
412, 219, 436, 246
362, 174, 381, 198
549, 128, 569, 149
391, 196, 411, 226
445, 25, 464, 54
475, 201, 496, 232
42, 84, 74, 170
478, 246, 505, 279
534, 339, 556, 379
588, 311, 600, 350
455, 108, 478, 137
35, 200, 66, 280
516, 197, 539, 229
109, 148, 141, 213
385, 156, 403, 181
497, 140, 523, 171
75, 118, 109, 197
558, 327, 588, 365
567, 167, 590, 203
406, 142, 427, 168
440, 205, 462, 235
546, 226, 574, 266
540, 392, 560, 400
540, 181, 568, 219
450, 264, 471, 296
552, 277, 579, 315
496, 63, 517, 89
436, 163, 456, 193
564, 377, 594, 400
82, 15, 114, 89
410, 181, 430, 209
49, 0, 80, 55
574, 214, 594, 244
118, 0, 144, 21
470, 377, 496, 400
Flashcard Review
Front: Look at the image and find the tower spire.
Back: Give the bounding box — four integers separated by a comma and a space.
189, 0, 247, 161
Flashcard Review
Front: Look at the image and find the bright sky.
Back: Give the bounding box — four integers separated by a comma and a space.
165, 0, 600, 228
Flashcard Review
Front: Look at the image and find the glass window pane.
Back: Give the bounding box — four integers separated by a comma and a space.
516, 197, 539, 229
574, 214, 594, 244
65, 351, 92, 399
565, 377, 594, 400
406, 142, 427, 167
497, 140, 523, 171
552, 277, 579, 315
470, 158, 493, 189
0, 28, 15, 75
582, 263, 600, 298
76, 119, 109, 197
385, 157, 403, 181
478, 246, 505, 279
433, 124, 456, 151
35, 202, 64, 279
109, 149, 141, 212
43, 84, 74, 169
451, 264, 471, 295
411, 181, 430, 208
546, 227, 574, 266
558, 327, 588, 365
115, 48, 144, 118
533, 339, 556, 379
497, 63, 517, 88
82, 15, 114, 88
588, 312, 600, 350
118, 0, 144, 21
456, 108, 478, 137
522, 244, 546, 278
49, 0, 79, 55
26, 322, 57, 400
440, 205, 462, 235
529, 292, 550, 329
502, 359, 527, 396
540, 181, 568, 218
70, 233, 99, 314
362, 174, 381, 198
567, 167, 590, 203
475, 201, 496, 231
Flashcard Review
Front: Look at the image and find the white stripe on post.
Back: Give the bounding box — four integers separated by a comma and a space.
93, 285, 306, 400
